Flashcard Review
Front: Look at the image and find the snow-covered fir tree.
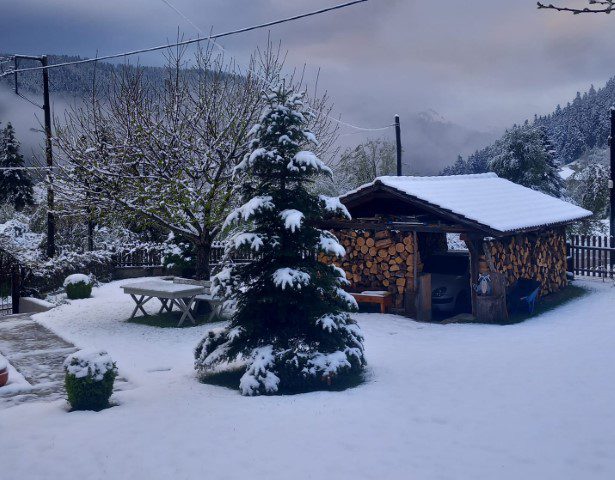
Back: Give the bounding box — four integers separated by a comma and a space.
194, 84, 366, 395
567, 162, 610, 234
489, 125, 564, 197
0, 122, 34, 211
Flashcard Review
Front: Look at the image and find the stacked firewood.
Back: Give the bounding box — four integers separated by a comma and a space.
481, 228, 567, 295
319, 229, 417, 309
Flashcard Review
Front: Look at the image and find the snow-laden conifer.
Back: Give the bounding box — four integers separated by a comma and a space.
195, 84, 366, 395
0, 123, 34, 211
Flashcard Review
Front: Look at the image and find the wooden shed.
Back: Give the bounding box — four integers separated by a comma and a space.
319, 173, 591, 321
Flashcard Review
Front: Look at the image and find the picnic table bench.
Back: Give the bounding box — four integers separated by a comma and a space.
171, 278, 225, 319
121, 280, 205, 326
350, 291, 393, 314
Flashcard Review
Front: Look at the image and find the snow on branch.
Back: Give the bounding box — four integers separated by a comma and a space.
239, 346, 280, 396
224, 196, 275, 229
280, 209, 304, 232
232, 233, 266, 252
288, 151, 333, 175
272, 268, 311, 290
318, 232, 346, 257
319, 195, 351, 219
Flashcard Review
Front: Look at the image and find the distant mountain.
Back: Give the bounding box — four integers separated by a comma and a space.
402, 109, 500, 175
443, 76, 615, 175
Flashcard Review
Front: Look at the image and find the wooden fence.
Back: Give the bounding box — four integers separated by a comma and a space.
209, 242, 257, 272
110, 242, 254, 269
569, 235, 615, 279
112, 248, 163, 268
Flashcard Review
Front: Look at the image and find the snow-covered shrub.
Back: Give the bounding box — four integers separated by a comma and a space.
63, 350, 117, 411
23, 250, 114, 297
63, 274, 93, 299
194, 85, 366, 395
162, 234, 195, 277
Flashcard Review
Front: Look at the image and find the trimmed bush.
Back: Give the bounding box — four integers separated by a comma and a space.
64, 274, 93, 299
63, 350, 117, 411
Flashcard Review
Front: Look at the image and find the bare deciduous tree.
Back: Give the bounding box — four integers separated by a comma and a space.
333, 138, 397, 193
54, 41, 338, 278
537, 0, 614, 14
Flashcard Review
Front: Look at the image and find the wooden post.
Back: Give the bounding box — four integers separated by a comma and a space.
11, 267, 20, 315
462, 234, 483, 317
416, 273, 431, 322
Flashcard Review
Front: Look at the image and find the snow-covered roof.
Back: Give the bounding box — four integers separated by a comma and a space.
341, 173, 592, 234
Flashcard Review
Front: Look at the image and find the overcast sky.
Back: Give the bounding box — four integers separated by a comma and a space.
2, 0, 615, 169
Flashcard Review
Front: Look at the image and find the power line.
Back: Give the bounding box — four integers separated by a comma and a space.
15, 92, 43, 109
0, 166, 51, 171
0, 0, 368, 79
160, 0, 204, 35
159, 0, 393, 133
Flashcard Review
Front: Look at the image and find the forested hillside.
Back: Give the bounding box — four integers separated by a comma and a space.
0, 54, 188, 98
441, 77, 614, 233
444, 76, 615, 174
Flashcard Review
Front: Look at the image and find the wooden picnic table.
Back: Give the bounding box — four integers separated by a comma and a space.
121, 280, 205, 326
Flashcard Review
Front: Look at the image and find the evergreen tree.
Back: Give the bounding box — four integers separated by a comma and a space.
489, 125, 564, 197
194, 84, 366, 395
567, 162, 610, 234
0, 122, 34, 211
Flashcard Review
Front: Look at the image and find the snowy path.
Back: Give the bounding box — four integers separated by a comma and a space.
0, 314, 77, 407
0, 314, 129, 407
0, 278, 614, 479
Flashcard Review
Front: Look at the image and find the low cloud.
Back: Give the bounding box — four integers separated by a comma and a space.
2, 0, 614, 172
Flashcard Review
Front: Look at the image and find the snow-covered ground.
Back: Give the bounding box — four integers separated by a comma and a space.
1, 278, 614, 479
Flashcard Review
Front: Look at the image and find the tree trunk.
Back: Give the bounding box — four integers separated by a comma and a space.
194, 238, 212, 280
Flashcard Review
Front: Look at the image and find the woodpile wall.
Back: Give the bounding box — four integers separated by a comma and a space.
319, 229, 418, 310
321, 225, 567, 316
480, 228, 567, 296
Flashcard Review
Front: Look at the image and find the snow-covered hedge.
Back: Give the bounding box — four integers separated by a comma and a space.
63, 273, 94, 299
63, 274, 92, 287
24, 251, 114, 297
63, 350, 117, 411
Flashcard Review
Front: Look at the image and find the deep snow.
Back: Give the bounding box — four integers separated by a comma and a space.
1, 278, 614, 480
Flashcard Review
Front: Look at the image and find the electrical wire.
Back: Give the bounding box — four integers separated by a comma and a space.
0, 1, 368, 79
0, 166, 52, 170
14, 92, 43, 109
159, 0, 393, 133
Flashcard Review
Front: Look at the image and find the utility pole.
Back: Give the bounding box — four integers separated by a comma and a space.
395, 114, 402, 176
41, 56, 55, 258
610, 107, 615, 269
13, 54, 55, 258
